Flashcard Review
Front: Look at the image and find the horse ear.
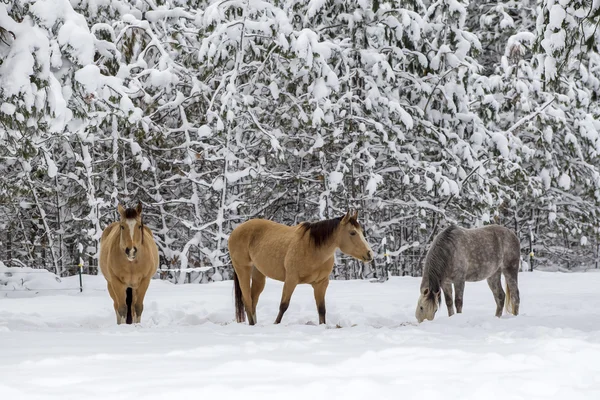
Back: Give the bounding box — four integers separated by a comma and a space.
117, 204, 125, 218
341, 210, 352, 224
136, 201, 143, 216
352, 210, 359, 220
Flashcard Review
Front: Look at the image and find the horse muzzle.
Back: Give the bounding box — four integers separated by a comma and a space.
125, 247, 138, 261
362, 250, 374, 263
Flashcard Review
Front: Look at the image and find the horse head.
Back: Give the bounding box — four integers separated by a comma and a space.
117, 202, 144, 262
415, 287, 440, 323
338, 210, 374, 263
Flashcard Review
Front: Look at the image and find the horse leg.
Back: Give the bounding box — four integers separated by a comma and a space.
312, 278, 329, 324
274, 277, 298, 324
107, 282, 120, 323
486, 269, 505, 317
235, 265, 256, 325
454, 280, 465, 314
250, 267, 266, 324
132, 277, 151, 324
503, 268, 520, 316
110, 280, 128, 324
441, 281, 454, 317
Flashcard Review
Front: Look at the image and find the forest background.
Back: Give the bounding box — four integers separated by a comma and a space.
1, 0, 600, 283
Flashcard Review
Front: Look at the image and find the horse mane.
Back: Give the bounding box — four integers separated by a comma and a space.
300, 215, 360, 248
424, 224, 460, 303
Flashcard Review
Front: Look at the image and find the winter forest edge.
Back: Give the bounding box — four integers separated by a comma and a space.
1, 0, 600, 283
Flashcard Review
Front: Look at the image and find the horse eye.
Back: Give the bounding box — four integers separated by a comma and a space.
420, 306, 423, 311
350, 231, 356, 236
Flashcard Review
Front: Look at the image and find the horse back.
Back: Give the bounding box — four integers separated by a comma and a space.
475, 225, 519, 252
448, 225, 519, 281
468, 225, 520, 265
230, 219, 293, 248
229, 219, 294, 280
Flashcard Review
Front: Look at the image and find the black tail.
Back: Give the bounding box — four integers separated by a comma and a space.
126, 287, 133, 325
233, 272, 245, 323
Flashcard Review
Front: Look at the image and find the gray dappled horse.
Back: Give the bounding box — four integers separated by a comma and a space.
415, 224, 521, 323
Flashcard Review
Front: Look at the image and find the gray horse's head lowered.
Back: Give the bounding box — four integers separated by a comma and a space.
415, 223, 522, 323
415, 225, 457, 323
415, 287, 441, 323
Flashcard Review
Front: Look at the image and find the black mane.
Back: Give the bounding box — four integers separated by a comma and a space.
300, 216, 360, 248
424, 224, 459, 302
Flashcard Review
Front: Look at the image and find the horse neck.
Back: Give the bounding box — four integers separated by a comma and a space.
321, 226, 351, 260
321, 239, 340, 260
422, 256, 446, 292
306, 232, 339, 263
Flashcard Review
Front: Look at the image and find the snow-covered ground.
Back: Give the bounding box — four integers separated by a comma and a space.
1, 269, 600, 399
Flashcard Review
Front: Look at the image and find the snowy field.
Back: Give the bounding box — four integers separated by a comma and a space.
1, 270, 600, 399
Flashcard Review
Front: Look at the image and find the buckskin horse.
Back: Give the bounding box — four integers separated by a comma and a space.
99, 202, 159, 325
228, 211, 373, 325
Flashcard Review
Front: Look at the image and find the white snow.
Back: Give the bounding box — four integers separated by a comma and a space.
130, 140, 142, 156
312, 77, 329, 100
491, 132, 510, 158
309, 134, 324, 153
75, 65, 101, 94
328, 170, 344, 191
388, 101, 413, 129
365, 172, 383, 196
1, 270, 600, 399
293, 29, 333, 67
558, 172, 571, 189
0, 102, 16, 115
43, 151, 58, 178
425, 176, 434, 192
226, 167, 252, 183
57, 19, 95, 65
440, 180, 450, 196
312, 106, 325, 126
307, 0, 327, 19
148, 69, 176, 89
269, 81, 280, 100
544, 55, 557, 80
548, 5, 566, 30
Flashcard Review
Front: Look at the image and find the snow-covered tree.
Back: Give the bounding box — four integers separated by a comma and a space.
2, 0, 600, 278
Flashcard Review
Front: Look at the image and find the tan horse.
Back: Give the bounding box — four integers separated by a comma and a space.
99, 203, 159, 325
228, 211, 373, 325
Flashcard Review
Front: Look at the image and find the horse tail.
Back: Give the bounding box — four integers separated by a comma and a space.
233, 271, 246, 323
504, 279, 513, 315
126, 287, 133, 324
